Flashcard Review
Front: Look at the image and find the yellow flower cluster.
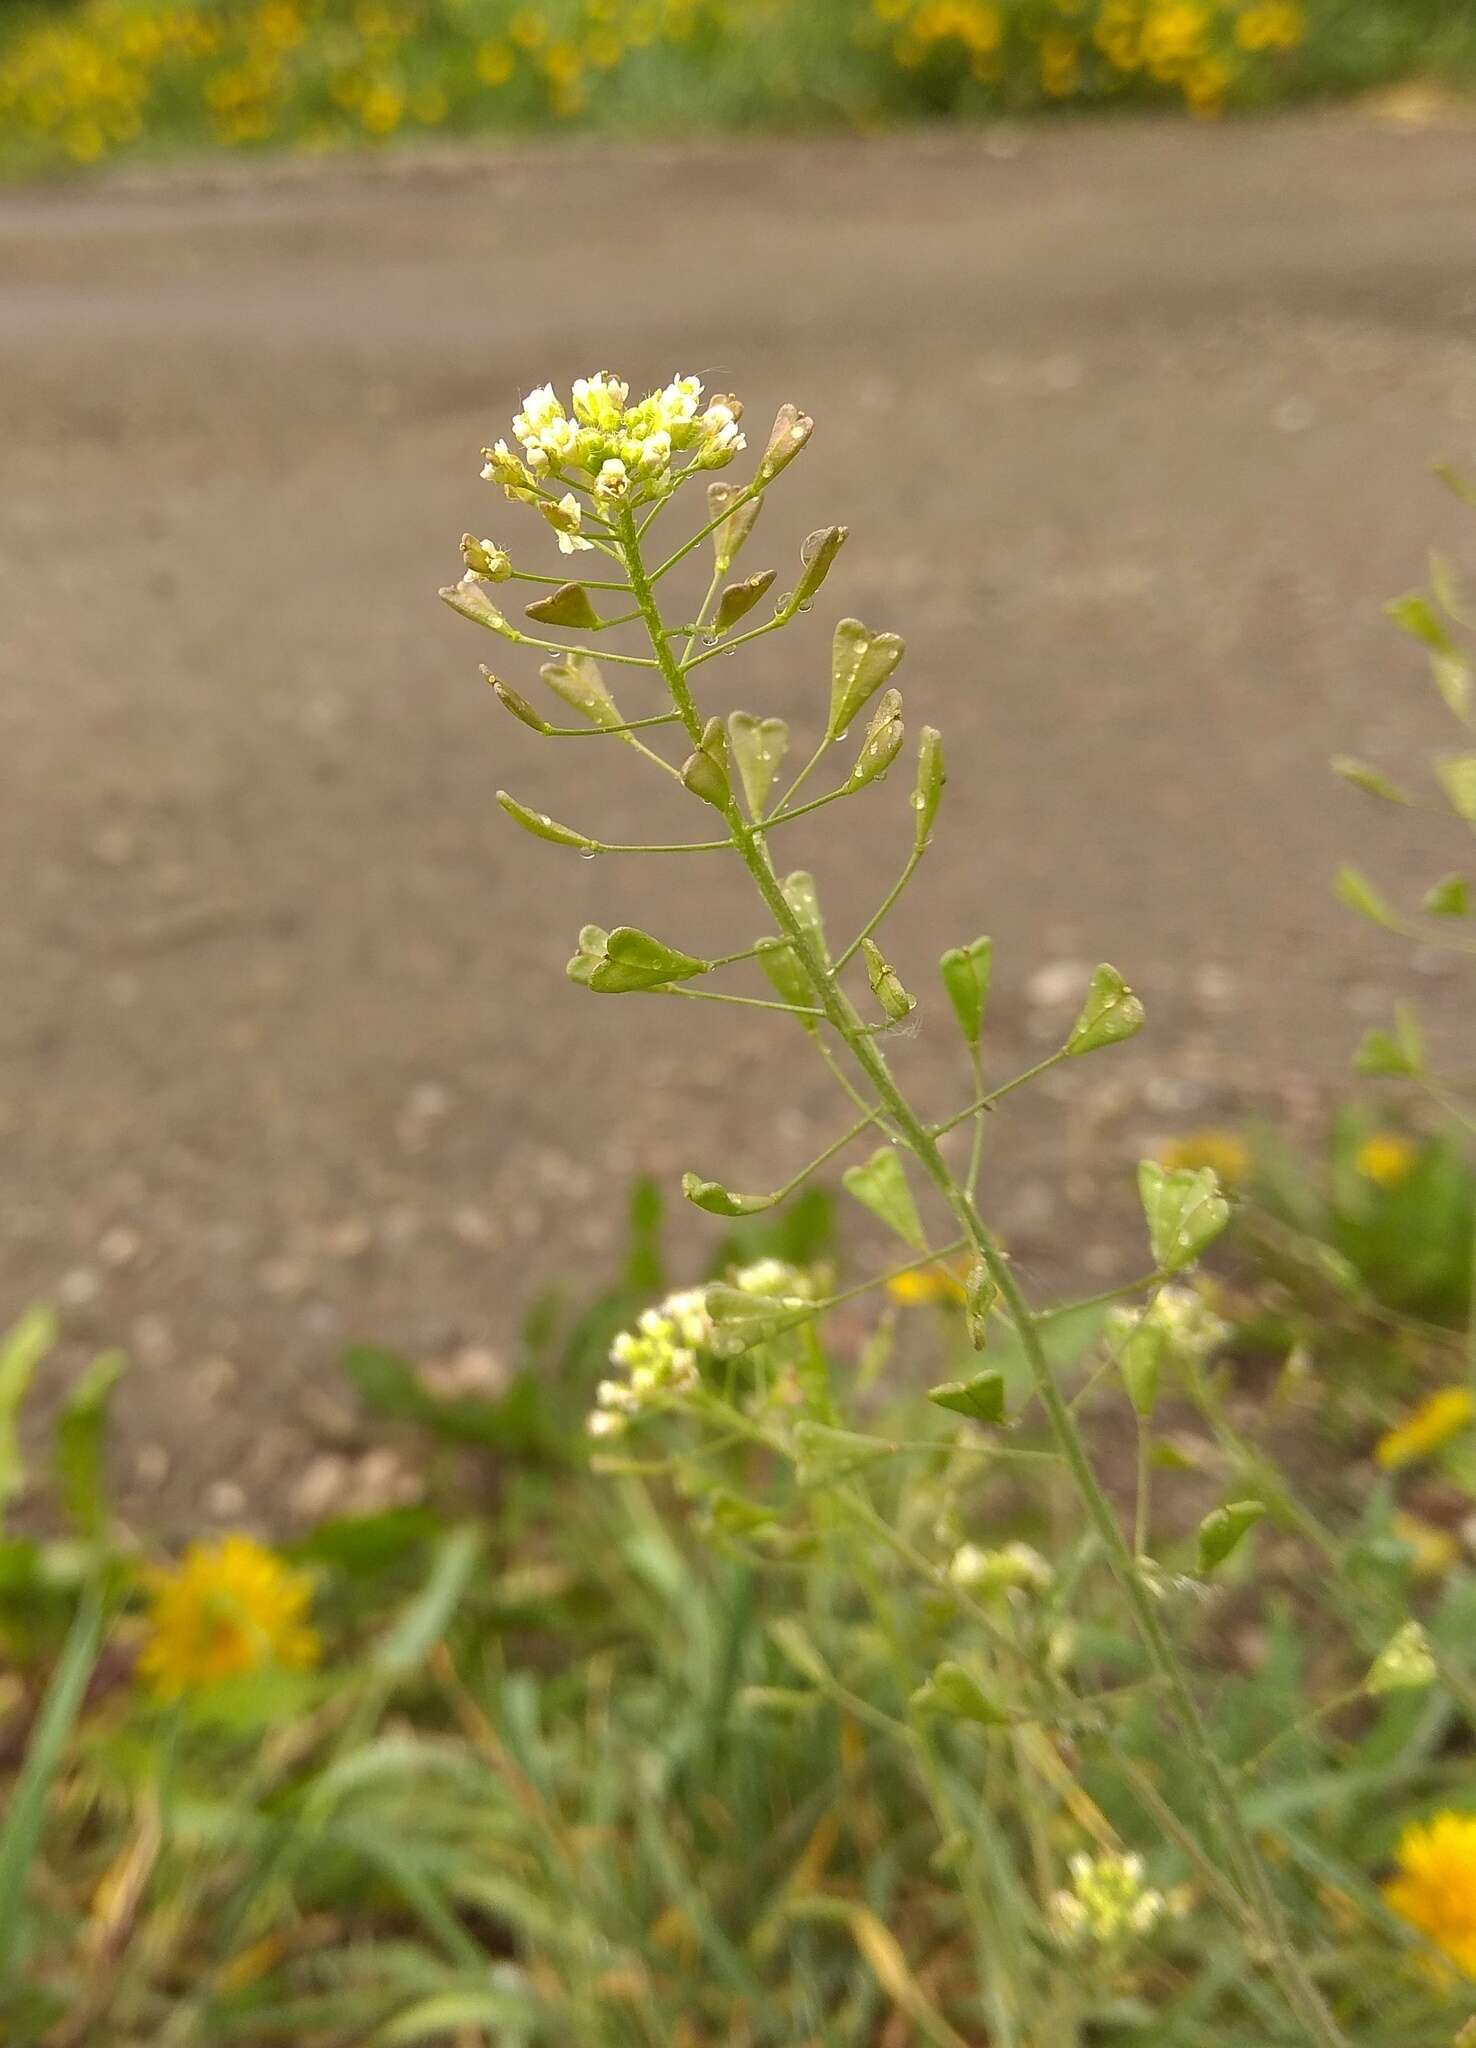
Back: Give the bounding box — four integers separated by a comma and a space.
137, 1534, 319, 1699
1375, 1386, 1475, 1471
0, 0, 1309, 173
878, 0, 1303, 113
1384, 1812, 1476, 1977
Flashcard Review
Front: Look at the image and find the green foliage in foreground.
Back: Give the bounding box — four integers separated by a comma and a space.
0, 0, 1474, 181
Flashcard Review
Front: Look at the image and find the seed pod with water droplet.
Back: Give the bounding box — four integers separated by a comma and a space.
755, 937, 818, 1030
707, 481, 763, 573
828, 618, 905, 740
758, 402, 814, 483
713, 569, 777, 633
497, 790, 596, 850
777, 526, 847, 620
847, 689, 905, 790
540, 653, 621, 730
728, 712, 789, 818
912, 727, 945, 852
781, 871, 830, 965
681, 716, 731, 809
440, 578, 514, 635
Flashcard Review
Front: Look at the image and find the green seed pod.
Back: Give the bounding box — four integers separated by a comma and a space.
496, 790, 596, 850
440, 578, 513, 635
757, 402, 814, 483
707, 480, 763, 573
828, 618, 905, 740
847, 689, 905, 791
525, 582, 602, 629
681, 1173, 778, 1217
1066, 964, 1145, 1056
781, 871, 830, 964
728, 712, 789, 818
681, 716, 730, 808
488, 678, 553, 734
540, 653, 620, 730
569, 924, 710, 994
755, 937, 817, 1031
780, 526, 847, 618
713, 570, 777, 633
928, 1370, 1005, 1423
964, 1259, 997, 1349
939, 937, 993, 1046
912, 727, 945, 852
861, 937, 914, 1022
1197, 1500, 1267, 1574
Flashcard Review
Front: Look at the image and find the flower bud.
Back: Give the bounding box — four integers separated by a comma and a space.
460, 534, 511, 581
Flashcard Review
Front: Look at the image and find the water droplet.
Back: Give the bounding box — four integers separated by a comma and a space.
776, 592, 794, 612
909, 791, 925, 810
799, 533, 821, 565
724, 647, 737, 659
836, 726, 850, 742
798, 600, 814, 614
579, 846, 599, 861
701, 632, 718, 649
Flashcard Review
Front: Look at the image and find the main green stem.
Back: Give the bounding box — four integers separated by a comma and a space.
618, 508, 1346, 2048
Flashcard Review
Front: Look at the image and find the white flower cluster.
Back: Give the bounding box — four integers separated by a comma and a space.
1107, 1284, 1230, 1368
482, 373, 746, 532
588, 1260, 806, 1440
949, 1540, 1054, 1599
1049, 1851, 1166, 1950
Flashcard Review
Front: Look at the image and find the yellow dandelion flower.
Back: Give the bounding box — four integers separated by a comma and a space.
1384, 1812, 1476, 1976
137, 1535, 319, 1699
1376, 1388, 1476, 1471
1356, 1132, 1418, 1189
1160, 1128, 1252, 1187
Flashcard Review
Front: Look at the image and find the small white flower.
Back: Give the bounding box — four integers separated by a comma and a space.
540, 492, 594, 554
658, 374, 703, 428
595, 458, 629, 500
586, 1408, 627, 1439
1050, 1850, 1165, 1950
513, 382, 564, 450
949, 1540, 1054, 1597
571, 373, 629, 429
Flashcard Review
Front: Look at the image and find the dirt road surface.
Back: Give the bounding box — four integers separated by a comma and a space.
3, 113, 1473, 1526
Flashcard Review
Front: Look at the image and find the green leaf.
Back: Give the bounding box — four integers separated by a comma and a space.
0, 1307, 56, 1511
1386, 592, 1454, 653
727, 712, 789, 818
1437, 755, 1476, 824
1424, 873, 1471, 917
927, 1371, 1005, 1424
827, 618, 905, 740
1331, 756, 1411, 804
1197, 1499, 1267, 1573
372, 1526, 482, 1678
841, 1148, 927, 1252
714, 569, 777, 633
846, 689, 905, 791
910, 1661, 1009, 1725
1065, 964, 1145, 1056
0, 1584, 103, 1988
681, 1173, 777, 1218
496, 790, 595, 850
54, 1352, 126, 1543
1334, 866, 1398, 929
912, 727, 945, 852
939, 938, 993, 1046
525, 582, 601, 630
573, 925, 710, 995
1136, 1162, 1230, 1272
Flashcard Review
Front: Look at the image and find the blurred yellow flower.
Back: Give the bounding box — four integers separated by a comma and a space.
1392, 1511, 1459, 1579
1356, 1132, 1418, 1188
1159, 1128, 1252, 1187
1376, 1387, 1475, 1471
1384, 1812, 1476, 1976
137, 1535, 319, 1699
888, 1263, 965, 1305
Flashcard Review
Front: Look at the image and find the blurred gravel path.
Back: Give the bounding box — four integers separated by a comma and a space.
2, 112, 1473, 1525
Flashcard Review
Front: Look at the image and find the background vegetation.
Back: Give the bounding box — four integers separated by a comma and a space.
0, 0, 1472, 178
